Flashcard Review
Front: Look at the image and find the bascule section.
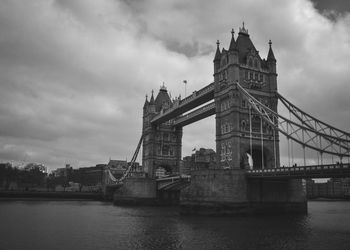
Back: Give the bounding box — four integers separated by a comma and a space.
214, 25, 279, 170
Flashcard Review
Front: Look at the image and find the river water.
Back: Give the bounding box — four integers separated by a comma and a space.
0, 200, 349, 250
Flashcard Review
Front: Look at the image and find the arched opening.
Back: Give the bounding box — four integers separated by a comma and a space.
243, 147, 270, 169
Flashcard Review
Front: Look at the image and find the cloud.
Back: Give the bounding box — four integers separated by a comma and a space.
0, 0, 350, 171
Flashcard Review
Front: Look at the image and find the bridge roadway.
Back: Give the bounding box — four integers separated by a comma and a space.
154, 163, 350, 189
246, 163, 350, 179
156, 175, 191, 191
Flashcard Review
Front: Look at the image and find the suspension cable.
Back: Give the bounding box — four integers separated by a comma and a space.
249, 105, 253, 168
260, 114, 264, 169
290, 111, 294, 165
273, 116, 277, 168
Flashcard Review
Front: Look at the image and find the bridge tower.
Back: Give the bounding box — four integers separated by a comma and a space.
214, 24, 279, 170
181, 25, 305, 215
142, 85, 183, 178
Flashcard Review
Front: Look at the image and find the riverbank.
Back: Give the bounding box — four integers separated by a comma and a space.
308, 197, 350, 201
0, 191, 103, 201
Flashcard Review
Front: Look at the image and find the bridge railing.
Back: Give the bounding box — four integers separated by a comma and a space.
246, 163, 350, 178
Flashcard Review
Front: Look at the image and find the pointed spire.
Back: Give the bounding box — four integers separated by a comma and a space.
149, 90, 155, 104
267, 39, 276, 62
143, 94, 149, 108
229, 28, 237, 51
214, 40, 221, 62
239, 21, 249, 36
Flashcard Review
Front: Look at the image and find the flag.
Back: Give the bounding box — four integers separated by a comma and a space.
192, 147, 196, 151
183, 80, 187, 84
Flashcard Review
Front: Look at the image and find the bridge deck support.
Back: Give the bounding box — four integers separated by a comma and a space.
180, 169, 307, 215
113, 178, 157, 205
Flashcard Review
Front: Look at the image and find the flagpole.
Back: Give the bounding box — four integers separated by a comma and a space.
183, 80, 187, 98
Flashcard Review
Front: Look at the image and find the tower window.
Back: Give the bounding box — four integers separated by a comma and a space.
248, 58, 253, 67
254, 59, 259, 68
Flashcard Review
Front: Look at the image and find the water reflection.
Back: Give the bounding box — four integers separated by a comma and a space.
0, 201, 350, 250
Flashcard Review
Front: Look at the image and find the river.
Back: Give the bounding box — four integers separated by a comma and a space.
0, 200, 349, 250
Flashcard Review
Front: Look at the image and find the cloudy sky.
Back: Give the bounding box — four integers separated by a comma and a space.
1, 0, 350, 171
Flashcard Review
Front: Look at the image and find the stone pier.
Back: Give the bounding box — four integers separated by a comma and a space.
180, 169, 307, 215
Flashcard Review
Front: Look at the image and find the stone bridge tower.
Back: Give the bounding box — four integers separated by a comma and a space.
214, 24, 280, 170
142, 85, 183, 178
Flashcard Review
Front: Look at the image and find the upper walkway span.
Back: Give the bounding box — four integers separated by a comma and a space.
151, 82, 214, 125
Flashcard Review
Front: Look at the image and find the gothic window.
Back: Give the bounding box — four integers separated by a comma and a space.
254, 73, 258, 80
252, 116, 261, 132
245, 71, 248, 79
227, 142, 232, 160
249, 72, 253, 80
225, 124, 229, 133
248, 58, 253, 67
170, 147, 174, 156
241, 120, 246, 130
259, 74, 263, 82
254, 59, 259, 68
221, 144, 225, 162
242, 100, 246, 108
162, 145, 170, 155
163, 133, 169, 141
157, 145, 161, 155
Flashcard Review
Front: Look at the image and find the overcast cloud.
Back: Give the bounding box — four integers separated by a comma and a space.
1, 0, 350, 171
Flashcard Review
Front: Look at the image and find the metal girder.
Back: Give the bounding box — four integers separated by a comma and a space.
278, 93, 350, 150
236, 82, 350, 157
246, 163, 350, 179
173, 102, 215, 127
151, 82, 215, 124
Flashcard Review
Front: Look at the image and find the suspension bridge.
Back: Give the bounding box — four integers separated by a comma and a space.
104, 24, 350, 214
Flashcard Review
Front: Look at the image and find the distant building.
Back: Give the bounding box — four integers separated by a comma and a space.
78, 165, 104, 187
155, 167, 167, 178
24, 163, 47, 173
182, 148, 217, 173
108, 160, 128, 178
52, 164, 72, 177
306, 178, 350, 198
107, 159, 143, 178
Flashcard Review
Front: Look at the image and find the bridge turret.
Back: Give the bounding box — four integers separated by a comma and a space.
228, 28, 239, 84
143, 94, 149, 111
267, 40, 277, 91
213, 40, 221, 81
148, 90, 156, 113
